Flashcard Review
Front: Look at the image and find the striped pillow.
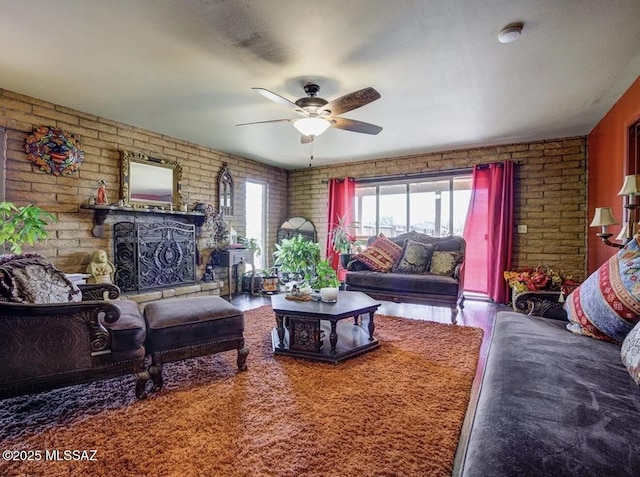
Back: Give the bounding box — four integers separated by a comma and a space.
354, 235, 402, 272
564, 237, 640, 344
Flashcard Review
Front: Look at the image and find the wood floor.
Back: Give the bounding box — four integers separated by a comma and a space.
230, 292, 512, 476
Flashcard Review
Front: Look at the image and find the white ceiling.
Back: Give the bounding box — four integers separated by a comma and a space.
1, 0, 640, 170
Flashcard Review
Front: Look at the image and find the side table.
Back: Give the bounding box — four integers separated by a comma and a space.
212, 249, 255, 300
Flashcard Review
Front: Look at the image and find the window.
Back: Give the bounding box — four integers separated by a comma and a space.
354, 173, 472, 240
245, 181, 266, 269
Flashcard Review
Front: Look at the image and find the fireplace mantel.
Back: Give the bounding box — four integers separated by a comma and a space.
80, 204, 205, 237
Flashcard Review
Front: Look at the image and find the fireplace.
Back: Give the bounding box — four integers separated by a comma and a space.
113, 220, 196, 293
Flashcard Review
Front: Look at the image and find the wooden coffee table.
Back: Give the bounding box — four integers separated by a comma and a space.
271, 291, 381, 364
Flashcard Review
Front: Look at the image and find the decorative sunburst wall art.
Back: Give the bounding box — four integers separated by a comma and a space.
25, 126, 84, 176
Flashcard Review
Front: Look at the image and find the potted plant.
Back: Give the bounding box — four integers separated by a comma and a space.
329, 215, 356, 269
310, 258, 340, 289
0, 202, 56, 253
239, 236, 261, 257
274, 234, 321, 284
311, 258, 341, 302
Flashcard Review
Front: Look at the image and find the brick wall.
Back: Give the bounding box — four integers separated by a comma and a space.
288, 137, 587, 281
0, 89, 288, 289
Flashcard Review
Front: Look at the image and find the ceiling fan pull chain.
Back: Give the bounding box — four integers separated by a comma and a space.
309, 143, 314, 168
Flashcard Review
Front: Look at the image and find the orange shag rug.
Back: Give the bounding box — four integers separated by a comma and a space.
0, 305, 483, 477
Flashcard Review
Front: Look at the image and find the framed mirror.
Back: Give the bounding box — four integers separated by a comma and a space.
218, 163, 234, 216
121, 150, 182, 209
277, 216, 317, 242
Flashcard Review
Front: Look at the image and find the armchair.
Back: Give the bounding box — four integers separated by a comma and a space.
0, 283, 149, 399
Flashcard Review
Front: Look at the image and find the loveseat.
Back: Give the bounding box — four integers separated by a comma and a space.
344, 231, 465, 322
459, 238, 640, 476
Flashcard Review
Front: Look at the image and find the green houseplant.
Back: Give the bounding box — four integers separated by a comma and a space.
310, 258, 340, 290
274, 234, 322, 284
239, 236, 261, 257
0, 202, 56, 253
329, 215, 355, 254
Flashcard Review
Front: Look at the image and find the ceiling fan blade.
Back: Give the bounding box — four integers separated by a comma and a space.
301, 134, 314, 144
321, 87, 381, 116
236, 118, 294, 127
252, 88, 302, 111
330, 117, 382, 135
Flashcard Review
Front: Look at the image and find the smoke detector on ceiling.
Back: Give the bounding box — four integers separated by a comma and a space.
498, 22, 523, 44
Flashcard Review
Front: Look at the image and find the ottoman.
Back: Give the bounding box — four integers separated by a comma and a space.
143, 296, 248, 391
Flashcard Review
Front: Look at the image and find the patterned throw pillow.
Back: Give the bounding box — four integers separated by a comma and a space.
429, 251, 463, 276
621, 321, 640, 385
353, 235, 402, 272
0, 254, 82, 304
393, 239, 436, 274
564, 237, 640, 344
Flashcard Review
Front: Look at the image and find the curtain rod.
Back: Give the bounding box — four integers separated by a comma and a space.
322, 167, 472, 184
321, 160, 520, 184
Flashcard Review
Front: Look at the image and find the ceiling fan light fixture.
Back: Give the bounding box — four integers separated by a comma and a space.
498, 22, 523, 44
293, 117, 331, 137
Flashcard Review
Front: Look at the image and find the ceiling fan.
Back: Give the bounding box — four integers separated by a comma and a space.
237, 83, 382, 143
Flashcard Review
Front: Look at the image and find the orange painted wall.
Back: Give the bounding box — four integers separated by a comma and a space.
587, 76, 640, 273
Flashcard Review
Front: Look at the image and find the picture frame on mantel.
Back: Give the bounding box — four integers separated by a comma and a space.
120, 150, 183, 210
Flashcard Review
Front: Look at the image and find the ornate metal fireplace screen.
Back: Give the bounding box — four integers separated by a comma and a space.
113, 221, 196, 293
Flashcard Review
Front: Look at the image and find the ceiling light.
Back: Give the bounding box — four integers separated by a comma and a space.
293, 117, 331, 137
498, 22, 523, 44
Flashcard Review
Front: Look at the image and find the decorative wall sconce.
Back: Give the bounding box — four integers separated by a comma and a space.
591, 174, 640, 249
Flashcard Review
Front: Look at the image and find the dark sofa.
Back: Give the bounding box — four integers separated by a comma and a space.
344, 231, 465, 322
459, 311, 640, 476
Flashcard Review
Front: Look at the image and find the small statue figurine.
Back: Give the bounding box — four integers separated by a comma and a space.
96, 179, 108, 205
86, 249, 115, 284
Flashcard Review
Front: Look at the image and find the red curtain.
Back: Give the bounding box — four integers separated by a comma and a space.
463, 162, 514, 303
326, 177, 355, 280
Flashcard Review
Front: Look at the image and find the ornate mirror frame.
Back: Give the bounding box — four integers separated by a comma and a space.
121, 150, 183, 209
218, 163, 234, 216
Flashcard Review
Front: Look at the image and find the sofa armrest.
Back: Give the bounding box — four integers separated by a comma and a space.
0, 300, 123, 371
512, 290, 568, 321
346, 259, 372, 272
79, 283, 120, 301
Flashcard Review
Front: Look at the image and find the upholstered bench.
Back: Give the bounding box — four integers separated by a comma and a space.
143, 296, 248, 391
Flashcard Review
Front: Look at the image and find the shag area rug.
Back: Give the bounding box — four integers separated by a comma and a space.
0, 305, 483, 477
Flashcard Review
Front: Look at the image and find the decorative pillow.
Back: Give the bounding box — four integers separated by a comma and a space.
393, 239, 436, 274
429, 251, 463, 276
352, 235, 402, 272
621, 321, 640, 385
564, 237, 640, 344
0, 253, 81, 304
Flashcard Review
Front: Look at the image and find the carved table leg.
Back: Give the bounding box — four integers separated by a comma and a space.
237, 344, 249, 371
367, 311, 375, 341
276, 313, 285, 348
330, 320, 338, 354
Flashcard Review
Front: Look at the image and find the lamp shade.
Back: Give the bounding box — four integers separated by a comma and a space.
616, 223, 630, 241
618, 174, 640, 196
590, 207, 617, 227
293, 117, 331, 137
